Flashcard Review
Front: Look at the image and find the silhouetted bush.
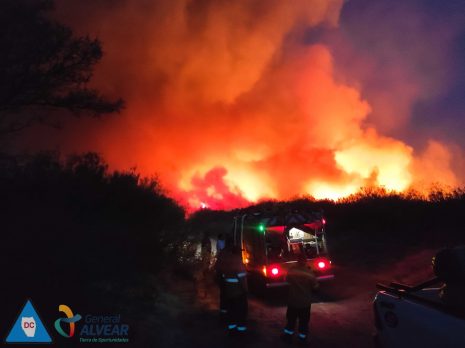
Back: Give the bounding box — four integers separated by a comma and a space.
0, 152, 185, 300
185, 188, 465, 269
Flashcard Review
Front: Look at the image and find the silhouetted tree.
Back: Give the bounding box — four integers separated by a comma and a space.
0, 0, 123, 135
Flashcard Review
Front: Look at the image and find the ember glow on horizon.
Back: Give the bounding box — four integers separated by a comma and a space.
21, 0, 465, 211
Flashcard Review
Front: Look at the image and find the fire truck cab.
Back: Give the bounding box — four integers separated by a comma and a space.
233, 210, 334, 291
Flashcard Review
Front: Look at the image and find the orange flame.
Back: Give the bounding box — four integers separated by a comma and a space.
52, 0, 462, 211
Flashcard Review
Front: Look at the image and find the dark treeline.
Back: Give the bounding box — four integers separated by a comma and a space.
3, 151, 465, 287
190, 187, 465, 268
0, 152, 185, 332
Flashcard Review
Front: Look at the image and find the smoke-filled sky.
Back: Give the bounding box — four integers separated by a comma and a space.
14, 0, 465, 210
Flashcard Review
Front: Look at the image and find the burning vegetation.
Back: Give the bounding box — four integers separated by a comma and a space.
3, 0, 463, 212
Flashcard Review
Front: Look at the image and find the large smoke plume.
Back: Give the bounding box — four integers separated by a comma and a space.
28, 0, 463, 210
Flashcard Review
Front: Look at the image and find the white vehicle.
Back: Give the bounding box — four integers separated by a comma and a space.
373, 247, 465, 348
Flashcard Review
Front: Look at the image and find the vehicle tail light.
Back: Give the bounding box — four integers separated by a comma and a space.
314, 258, 331, 270
263, 265, 281, 277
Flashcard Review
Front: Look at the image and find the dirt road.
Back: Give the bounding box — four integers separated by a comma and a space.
156, 249, 435, 348
162, 266, 377, 348
251, 267, 378, 348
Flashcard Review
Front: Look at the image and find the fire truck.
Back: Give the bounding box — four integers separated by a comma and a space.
232, 210, 334, 291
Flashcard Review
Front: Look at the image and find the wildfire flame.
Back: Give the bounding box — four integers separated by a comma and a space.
52, 0, 462, 211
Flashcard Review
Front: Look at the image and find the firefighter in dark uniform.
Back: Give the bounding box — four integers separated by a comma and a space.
281, 253, 319, 344
201, 231, 212, 271
215, 246, 228, 317
216, 244, 248, 334
433, 246, 465, 311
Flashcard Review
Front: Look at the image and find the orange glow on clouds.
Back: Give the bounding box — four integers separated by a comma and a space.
53, 0, 463, 211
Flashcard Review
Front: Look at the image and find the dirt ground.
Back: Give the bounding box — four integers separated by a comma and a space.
155, 249, 436, 348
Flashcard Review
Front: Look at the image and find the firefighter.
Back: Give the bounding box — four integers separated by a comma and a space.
433, 246, 465, 311
281, 253, 319, 344
216, 233, 226, 253
201, 231, 212, 270
195, 232, 212, 299
216, 244, 248, 335
215, 245, 228, 318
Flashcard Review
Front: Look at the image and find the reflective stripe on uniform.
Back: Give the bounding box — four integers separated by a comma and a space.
237, 326, 247, 331
283, 329, 294, 335
228, 324, 237, 330
220, 309, 227, 313
298, 333, 307, 339
237, 272, 247, 278
225, 278, 239, 283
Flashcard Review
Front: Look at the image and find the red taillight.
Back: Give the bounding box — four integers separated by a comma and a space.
314, 258, 331, 270
263, 265, 281, 277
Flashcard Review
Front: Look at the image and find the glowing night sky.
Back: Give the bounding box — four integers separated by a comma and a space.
13, 0, 465, 210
